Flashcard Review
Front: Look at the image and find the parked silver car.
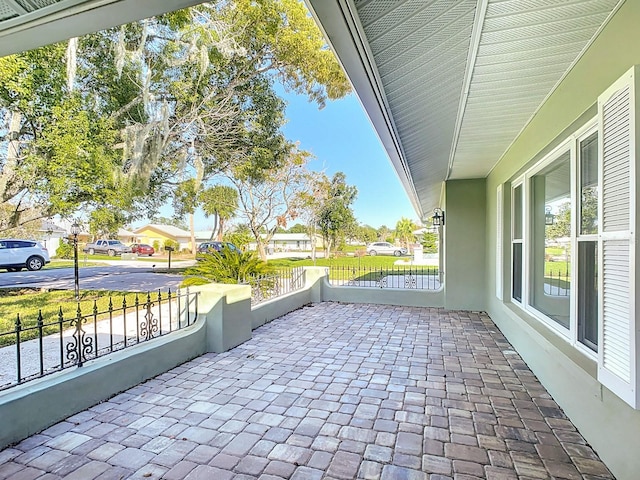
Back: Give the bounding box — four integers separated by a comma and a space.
366, 242, 407, 257
0, 239, 51, 271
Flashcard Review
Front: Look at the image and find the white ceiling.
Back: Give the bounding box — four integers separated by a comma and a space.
307, 0, 622, 219
0, 0, 204, 57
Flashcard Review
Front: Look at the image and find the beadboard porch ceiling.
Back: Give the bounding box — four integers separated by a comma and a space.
305, 0, 622, 219
0, 0, 203, 57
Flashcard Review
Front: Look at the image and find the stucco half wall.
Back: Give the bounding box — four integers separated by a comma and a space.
1, 268, 444, 450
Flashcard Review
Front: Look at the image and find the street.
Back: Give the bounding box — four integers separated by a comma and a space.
0, 263, 188, 292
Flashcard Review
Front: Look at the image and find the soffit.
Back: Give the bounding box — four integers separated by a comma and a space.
308, 0, 621, 217
354, 0, 476, 218
450, 0, 620, 180
0, 0, 204, 57
0, 0, 622, 217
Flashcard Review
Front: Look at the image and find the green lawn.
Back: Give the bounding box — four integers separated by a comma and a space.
268, 255, 408, 268
269, 255, 439, 283
44, 254, 176, 268
78, 254, 162, 262
0, 289, 145, 346
545, 261, 569, 277
46, 259, 104, 269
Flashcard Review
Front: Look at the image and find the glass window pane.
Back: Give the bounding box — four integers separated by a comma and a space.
580, 132, 598, 235
513, 185, 523, 240
530, 152, 571, 328
578, 241, 598, 351
512, 243, 522, 302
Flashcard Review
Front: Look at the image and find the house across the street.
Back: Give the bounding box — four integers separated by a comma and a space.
133, 224, 213, 252
248, 233, 323, 253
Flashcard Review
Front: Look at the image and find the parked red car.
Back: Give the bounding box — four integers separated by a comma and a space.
130, 243, 155, 256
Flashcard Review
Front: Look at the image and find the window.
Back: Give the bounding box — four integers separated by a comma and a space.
509, 127, 599, 350
504, 66, 640, 408
530, 151, 571, 329
577, 132, 599, 351
511, 183, 523, 303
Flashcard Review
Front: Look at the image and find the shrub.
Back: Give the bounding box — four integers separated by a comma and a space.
422, 232, 438, 254
163, 239, 179, 251
55, 239, 74, 259
182, 249, 274, 286
181, 276, 211, 287
152, 240, 160, 252
224, 231, 252, 251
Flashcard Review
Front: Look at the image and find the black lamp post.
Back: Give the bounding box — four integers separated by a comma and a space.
71, 222, 80, 301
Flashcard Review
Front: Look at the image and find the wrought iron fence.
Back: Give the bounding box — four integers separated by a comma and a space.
248, 267, 305, 306
0, 289, 198, 391
328, 265, 441, 290
544, 269, 570, 296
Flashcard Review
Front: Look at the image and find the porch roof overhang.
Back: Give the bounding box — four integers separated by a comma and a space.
0, 0, 203, 57
305, 0, 622, 219
0, 0, 624, 220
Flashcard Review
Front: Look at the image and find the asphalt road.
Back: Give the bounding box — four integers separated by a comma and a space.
0, 264, 186, 292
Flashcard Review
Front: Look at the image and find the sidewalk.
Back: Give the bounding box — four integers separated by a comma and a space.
0, 300, 183, 390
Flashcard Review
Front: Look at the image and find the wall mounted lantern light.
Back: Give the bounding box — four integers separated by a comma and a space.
544, 206, 555, 225
432, 208, 445, 227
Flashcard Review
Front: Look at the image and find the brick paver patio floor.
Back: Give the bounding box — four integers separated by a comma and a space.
0, 302, 614, 479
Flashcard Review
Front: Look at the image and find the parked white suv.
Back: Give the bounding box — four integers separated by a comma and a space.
0, 239, 51, 271
366, 242, 407, 257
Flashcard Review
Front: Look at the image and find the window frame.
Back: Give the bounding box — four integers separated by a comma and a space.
511, 179, 525, 305
496, 184, 504, 301
509, 120, 599, 358
524, 139, 574, 339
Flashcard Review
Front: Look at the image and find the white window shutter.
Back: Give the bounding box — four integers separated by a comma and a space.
496, 184, 503, 300
597, 66, 639, 408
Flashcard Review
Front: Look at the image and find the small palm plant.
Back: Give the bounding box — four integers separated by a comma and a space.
182, 248, 274, 287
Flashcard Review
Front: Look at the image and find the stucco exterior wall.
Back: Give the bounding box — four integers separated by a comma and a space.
483, 3, 640, 479
251, 267, 324, 329
322, 282, 444, 308
0, 315, 208, 450
443, 179, 486, 311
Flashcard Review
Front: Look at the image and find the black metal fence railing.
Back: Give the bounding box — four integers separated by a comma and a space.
328, 265, 441, 290
544, 270, 570, 296
248, 267, 305, 306
0, 289, 198, 391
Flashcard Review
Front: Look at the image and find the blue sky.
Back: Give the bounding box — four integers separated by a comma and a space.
279, 90, 418, 229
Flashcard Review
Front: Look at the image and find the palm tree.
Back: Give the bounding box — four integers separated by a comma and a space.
200, 185, 239, 241
395, 217, 417, 248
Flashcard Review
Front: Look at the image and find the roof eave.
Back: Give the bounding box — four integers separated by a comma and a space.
305, 0, 425, 220
0, 0, 204, 57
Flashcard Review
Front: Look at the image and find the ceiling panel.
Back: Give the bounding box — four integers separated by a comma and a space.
447, 0, 620, 180
354, 0, 477, 212
308, 0, 621, 216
